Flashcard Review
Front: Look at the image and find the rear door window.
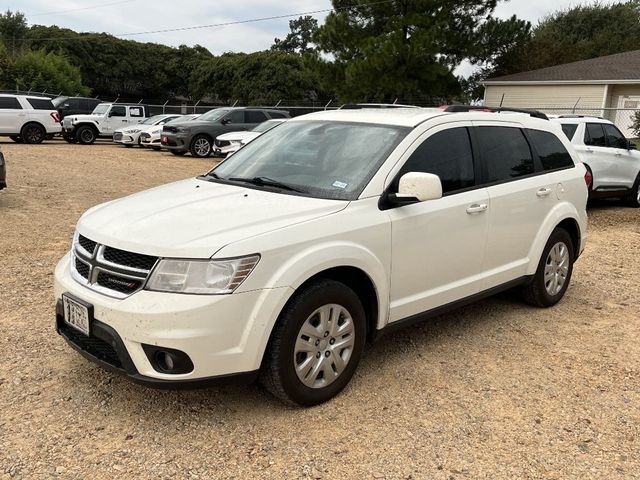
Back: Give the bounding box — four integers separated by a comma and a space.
584, 123, 606, 147
395, 127, 475, 194
476, 126, 535, 183
602, 124, 628, 149
560, 123, 578, 141
129, 106, 143, 118
527, 129, 575, 171
0, 97, 22, 109
110, 106, 126, 117
26, 98, 55, 110
245, 110, 268, 123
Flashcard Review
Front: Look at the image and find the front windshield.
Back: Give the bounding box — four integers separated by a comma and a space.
209, 120, 409, 201
252, 120, 282, 133
198, 109, 229, 122
92, 104, 109, 115
142, 115, 166, 125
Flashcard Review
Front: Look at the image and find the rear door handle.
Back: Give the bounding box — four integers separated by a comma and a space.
537, 187, 553, 197
466, 203, 488, 214
585, 148, 594, 153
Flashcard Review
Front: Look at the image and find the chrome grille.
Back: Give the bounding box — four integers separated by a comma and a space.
71, 235, 159, 299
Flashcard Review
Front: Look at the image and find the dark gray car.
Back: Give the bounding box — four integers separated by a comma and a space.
160, 107, 290, 158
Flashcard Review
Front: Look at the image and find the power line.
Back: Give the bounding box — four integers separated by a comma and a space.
17, 0, 395, 42
29, 0, 138, 17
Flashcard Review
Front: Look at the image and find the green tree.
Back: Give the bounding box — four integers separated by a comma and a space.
315, 0, 530, 102
272, 16, 319, 54
0, 10, 27, 56
12, 49, 90, 95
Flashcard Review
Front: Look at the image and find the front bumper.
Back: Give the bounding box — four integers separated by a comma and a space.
113, 132, 140, 145
160, 132, 190, 152
54, 253, 291, 386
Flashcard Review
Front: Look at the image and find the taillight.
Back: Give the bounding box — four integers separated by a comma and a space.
584, 169, 593, 188
51, 112, 61, 123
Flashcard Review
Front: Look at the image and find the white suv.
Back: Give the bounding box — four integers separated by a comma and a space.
552, 116, 640, 207
0, 94, 62, 143
54, 108, 589, 406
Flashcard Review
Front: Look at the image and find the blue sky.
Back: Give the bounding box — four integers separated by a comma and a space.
8, 0, 624, 75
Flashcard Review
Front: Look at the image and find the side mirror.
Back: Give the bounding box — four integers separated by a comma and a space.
628, 140, 637, 150
63, 103, 70, 109
221, 118, 231, 125
107, 110, 114, 117
390, 172, 443, 205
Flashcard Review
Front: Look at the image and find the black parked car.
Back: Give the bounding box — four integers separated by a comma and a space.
0, 147, 6, 190
52, 96, 103, 119
161, 107, 290, 158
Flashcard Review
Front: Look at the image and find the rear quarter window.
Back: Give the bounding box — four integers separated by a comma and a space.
26, 98, 55, 110
527, 129, 575, 171
560, 123, 578, 141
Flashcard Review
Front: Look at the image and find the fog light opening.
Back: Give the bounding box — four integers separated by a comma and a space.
156, 351, 177, 372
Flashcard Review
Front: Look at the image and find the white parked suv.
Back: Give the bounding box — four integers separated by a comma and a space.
62, 103, 151, 145
113, 114, 182, 147
552, 116, 640, 207
54, 107, 589, 406
0, 94, 61, 143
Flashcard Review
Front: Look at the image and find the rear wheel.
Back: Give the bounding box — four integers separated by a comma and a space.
20, 123, 46, 144
77, 126, 97, 145
9, 135, 22, 143
626, 173, 640, 208
260, 279, 366, 406
190, 135, 212, 158
522, 228, 574, 308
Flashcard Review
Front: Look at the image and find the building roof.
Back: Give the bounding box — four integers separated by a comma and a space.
484, 50, 640, 84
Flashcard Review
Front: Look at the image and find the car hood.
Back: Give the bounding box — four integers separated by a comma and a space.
217, 131, 255, 142
77, 177, 348, 258
64, 114, 104, 124
174, 120, 214, 129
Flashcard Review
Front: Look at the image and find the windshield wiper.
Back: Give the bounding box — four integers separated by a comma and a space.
198, 172, 221, 181
227, 176, 304, 193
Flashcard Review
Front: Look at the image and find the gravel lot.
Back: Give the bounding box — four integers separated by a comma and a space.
0, 141, 639, 480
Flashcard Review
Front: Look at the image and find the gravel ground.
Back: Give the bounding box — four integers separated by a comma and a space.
0, 141, 639, 480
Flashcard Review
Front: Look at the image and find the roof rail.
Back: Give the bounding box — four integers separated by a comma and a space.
441, 105, 549, 120
556, 114, 605, 120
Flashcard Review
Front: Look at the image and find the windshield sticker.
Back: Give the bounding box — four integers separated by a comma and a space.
332, 181, 348, 189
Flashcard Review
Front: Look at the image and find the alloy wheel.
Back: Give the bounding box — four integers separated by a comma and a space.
194, 138, 211, 157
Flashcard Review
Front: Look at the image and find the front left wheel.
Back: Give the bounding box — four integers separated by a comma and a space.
190, 135, 212, 158
260, 279, 366, 406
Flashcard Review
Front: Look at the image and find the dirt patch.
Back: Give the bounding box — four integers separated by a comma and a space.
0, 141, 639, 479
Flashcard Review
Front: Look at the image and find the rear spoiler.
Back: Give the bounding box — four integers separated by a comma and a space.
441, 105, 549, 120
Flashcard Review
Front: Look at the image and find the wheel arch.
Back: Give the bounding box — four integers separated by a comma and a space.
526, 204, 585, 275
20, 120, 46, 135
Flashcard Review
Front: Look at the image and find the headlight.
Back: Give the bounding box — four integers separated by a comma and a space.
145, 255, 260, 294
176, 126, 190, 133
151, 129, 161, 134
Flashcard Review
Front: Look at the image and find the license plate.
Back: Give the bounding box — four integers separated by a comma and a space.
62, 294, 91, 336
161, 135, 168, 143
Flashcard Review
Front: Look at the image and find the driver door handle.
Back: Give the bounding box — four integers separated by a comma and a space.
466, 203, 488, 214
537, 187, 553, 197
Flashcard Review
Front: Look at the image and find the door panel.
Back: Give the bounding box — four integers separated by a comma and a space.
387, 124, 489, 322
583, 123, 619, 188
388, 189, 490, 322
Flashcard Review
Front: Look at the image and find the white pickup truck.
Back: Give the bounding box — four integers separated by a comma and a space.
62, 103, 151, 144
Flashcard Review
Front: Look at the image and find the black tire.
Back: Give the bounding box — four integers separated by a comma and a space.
189, 134, 212, 158
9, 135, 22, 143
625, 173, 640, 208
170, 150, 186, 156
124, 144, 134, 148
45, 134, 55, 141
521, 228, 574, 308
76, 125, 97, 145
62, 132, 78, 144
152, 146, 161, 151
20, 123, 46, 144
260, 279, 366, 406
